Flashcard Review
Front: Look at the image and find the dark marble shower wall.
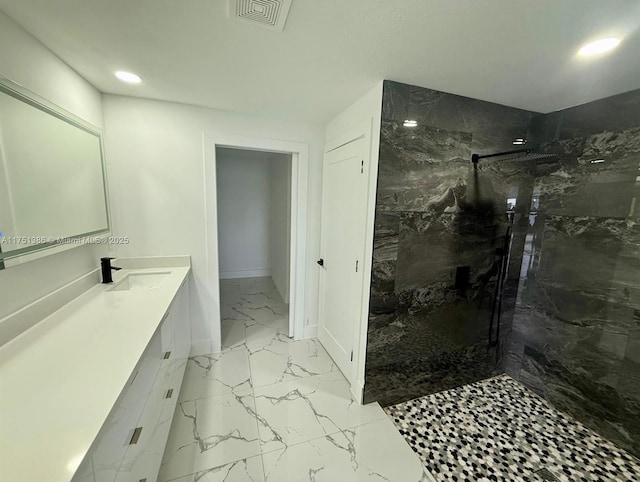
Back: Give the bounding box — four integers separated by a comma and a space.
505, 90, 640, 458
364, 80, 537, 406
364, 80, 640, 458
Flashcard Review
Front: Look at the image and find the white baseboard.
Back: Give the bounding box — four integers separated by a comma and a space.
351, 379, 365, 405
190, 338, 215, 356
219, 269, 271, 280
302, 323, 318, 339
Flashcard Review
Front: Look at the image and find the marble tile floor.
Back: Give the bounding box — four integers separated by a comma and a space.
159, 277, 433, 481
386, 375, 640, 482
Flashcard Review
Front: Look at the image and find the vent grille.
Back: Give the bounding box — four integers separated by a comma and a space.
229, 0, 292, 32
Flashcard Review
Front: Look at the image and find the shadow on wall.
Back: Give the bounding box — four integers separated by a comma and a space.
365, 81, 536, 408
364, 80, 640, 458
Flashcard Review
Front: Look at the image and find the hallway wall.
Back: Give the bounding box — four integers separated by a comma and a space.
216, 148, 291, 289
270, 155, 292, 302
216, 148, 273, 279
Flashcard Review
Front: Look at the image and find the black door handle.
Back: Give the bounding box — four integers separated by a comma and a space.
317, 258, 324, 267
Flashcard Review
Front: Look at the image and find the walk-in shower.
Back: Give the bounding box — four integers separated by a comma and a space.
367, 80, 640, 480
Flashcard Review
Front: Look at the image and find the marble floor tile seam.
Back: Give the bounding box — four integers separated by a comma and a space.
162, 421, 437, 482
170, 347, 376, 469
161, 456, 266, 482
176, 382, 254, 404
169, 373, 395, 466
254, 415, 431, 466
256, 423, 369, 458
221, 309, 289, 321
248, 362, 339, 390
252, 373, 390, 445
159, 394, 264, 481
162, 419, 403, 481
247, 338, 339, 389
176, 347, 253, 404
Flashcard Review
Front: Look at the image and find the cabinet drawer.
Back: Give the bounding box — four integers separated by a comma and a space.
114, 359, 188, 482
75, 332, 164, 482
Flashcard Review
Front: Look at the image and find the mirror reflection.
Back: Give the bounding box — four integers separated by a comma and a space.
0, 80, 109, 266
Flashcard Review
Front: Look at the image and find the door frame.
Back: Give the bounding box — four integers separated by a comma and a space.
319, 120, 378, 402
204, 134, 309, 353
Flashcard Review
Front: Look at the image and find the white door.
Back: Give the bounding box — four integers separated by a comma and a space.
318, 137, 367, 384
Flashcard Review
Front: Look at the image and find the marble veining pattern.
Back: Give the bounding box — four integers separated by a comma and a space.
160, 277, 432, 481
505, 90, 640, 457
261, 418, 434, 482
365, 80, 533, 406
386, 375, 640, 482
254, 370, 388, 452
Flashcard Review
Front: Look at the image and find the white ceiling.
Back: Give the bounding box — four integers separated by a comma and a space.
1, 0, 639, 122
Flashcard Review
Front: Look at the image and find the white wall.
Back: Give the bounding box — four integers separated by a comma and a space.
102, 95, 324, 355
0, 11, 102, 128
270, 154, 291, 302
323, 81, 383, 401
216, 148, 272, 279
0, 10, 105, 321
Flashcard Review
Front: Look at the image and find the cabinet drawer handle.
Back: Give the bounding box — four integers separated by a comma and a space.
165, 388, 174, 399
163, 351, 171, 360
129, 427, 143, 445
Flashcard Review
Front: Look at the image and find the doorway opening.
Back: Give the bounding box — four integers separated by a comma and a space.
215, 146, 292, 348
205, 136, 308, 355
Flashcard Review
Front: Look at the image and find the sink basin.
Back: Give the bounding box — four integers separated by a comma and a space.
110, 272, 170, 291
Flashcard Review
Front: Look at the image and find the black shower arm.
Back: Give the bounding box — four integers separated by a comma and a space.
471, 148, 532, 164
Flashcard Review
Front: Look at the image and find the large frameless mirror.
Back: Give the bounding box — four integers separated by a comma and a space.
0, 78, 110, 269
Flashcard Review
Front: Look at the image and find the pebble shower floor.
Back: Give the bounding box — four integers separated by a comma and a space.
385, 375, 640, 482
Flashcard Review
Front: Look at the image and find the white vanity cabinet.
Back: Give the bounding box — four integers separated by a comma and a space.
73, 278, 191, 482
86, 333, 164, 482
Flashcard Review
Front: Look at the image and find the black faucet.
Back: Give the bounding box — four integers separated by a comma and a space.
101, 257, 122, 283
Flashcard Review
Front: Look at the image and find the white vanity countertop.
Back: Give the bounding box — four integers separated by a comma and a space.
0, 258, 190, 482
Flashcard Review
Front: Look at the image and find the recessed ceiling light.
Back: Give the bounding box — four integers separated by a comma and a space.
403, 120, 418, 127
513, 138, 527, 145
577, 38, 621, 57
114, 71, 142, 84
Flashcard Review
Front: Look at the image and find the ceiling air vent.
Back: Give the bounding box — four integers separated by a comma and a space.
228, 0, 292, 32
